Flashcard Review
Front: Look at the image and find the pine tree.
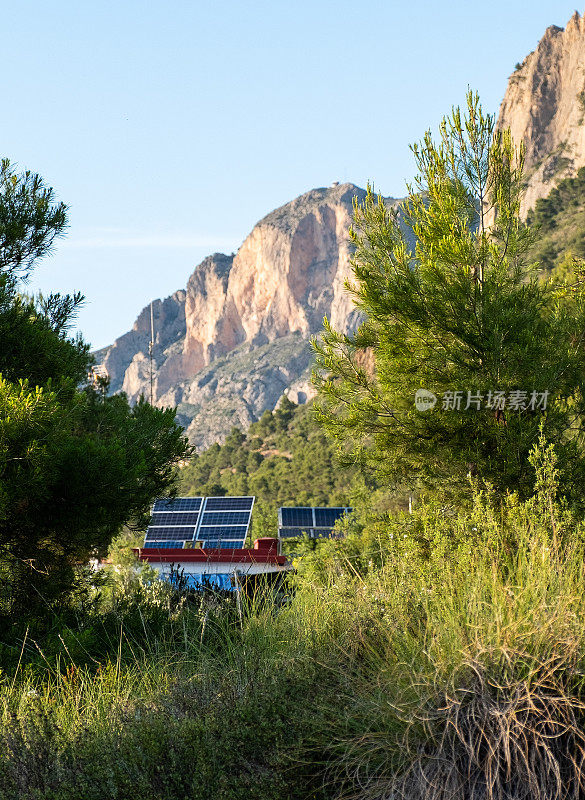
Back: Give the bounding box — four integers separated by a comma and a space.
313, 92, 585, 504
0, 161, 191, 623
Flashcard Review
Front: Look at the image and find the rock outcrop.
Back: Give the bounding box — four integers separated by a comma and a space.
97, 182, 397, 448
94, 290, 187, 398
498, 10, 585, 215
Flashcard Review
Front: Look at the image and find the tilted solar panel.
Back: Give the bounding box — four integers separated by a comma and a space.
278, 527, 310, 539
143, 541, 185, 549
200, 511, 250, 526
199, 539, 244, 550
280, 507, 313, 527
197, 525, 249, 538
145, 526, 198, 541
312, 528, 334, 538
151, 512, 200, 526
278, 507, 352, 540
204, 497, 254, 511
144, 496, 255, 549
314, 507, 349, 527
153, 497, 203, 512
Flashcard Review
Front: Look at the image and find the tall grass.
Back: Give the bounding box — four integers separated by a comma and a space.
1, 437, 585, 799
301, 438, 585, 799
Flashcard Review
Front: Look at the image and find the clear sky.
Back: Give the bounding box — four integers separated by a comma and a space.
5, 1, 581, 349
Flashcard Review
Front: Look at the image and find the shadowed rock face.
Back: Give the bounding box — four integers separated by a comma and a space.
498, 10, 585, 216
94, 290, 187, 397
96, 182, 398, 447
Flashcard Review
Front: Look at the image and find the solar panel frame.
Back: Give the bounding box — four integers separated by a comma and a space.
144, 496, 255, 550
204, 497, 254, 511
151, 512, 200, 526
278, 507, 352, 540
153, 497, 203, 512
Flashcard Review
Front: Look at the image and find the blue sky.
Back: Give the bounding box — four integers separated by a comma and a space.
4, 1, 581, 349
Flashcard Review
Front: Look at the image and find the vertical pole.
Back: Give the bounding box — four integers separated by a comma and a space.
234, 570, 242, 622
149, 301, 154, 405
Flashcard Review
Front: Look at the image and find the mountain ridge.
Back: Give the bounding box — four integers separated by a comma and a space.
96, 182, 398, 448
498, 9, 585, 215
99, 10, 585, 448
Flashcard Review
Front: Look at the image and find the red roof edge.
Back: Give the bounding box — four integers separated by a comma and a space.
132, 546, 286, 566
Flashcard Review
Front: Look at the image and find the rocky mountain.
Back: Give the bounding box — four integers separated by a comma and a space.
96, 183, 398, 448
100, 11, 585, 450
498, 10, 585, 216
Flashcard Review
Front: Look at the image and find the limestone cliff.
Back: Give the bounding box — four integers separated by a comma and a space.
498, 10, 585, 215
97, 182, 396, 448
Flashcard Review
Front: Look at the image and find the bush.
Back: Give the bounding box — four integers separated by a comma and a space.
295, 435, 585, 799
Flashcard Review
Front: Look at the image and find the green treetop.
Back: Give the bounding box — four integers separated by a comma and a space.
313, 92, 585, 505
0, 161, 191, 625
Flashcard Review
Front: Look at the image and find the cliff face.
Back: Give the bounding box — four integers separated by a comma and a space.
498, 10, 585, 215
94, 290, 187, 398
97, 182, 390, 448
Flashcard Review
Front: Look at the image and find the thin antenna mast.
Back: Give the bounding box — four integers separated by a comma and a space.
149, 301, 154, 405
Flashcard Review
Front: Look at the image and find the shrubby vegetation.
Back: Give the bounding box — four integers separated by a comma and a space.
180, 397, 367, 538
0, 438, 582, 799
526, 165, 585, 271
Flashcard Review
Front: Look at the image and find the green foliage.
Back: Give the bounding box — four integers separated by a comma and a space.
0, 439, 584, 799
288, 436, 585, 799
179, 398, 361, 536
526, 165, 585, 270
0, 161, 191, 625
313, 92, 585, 506
0, 280, 90, 387
0, 159, 67, 278
0, 571, 341, 800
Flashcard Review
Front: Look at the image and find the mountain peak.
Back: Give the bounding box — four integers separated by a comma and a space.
498, 9, 585, 215
256, 182, 365, 235
98, 182, 372, 448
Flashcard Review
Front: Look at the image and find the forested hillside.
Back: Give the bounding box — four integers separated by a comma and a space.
527, 166, 585, 271
179, 397, 363, 538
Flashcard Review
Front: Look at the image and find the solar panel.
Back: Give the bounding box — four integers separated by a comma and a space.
278, 507, 352, 540
280, 507, 314, 527
143, 541, 185, 549
314, 508, 346, 527
151, 512, 200, 526
145, 526, 198, 541
201, 511, 250, 525
143, 496, 255, 549
278, 527, 310, 539
153, 497, 203, 512
312, 528, 334, 538
199, 539, 244, 549
204, 497, 254, 511
196, 525, 249, 537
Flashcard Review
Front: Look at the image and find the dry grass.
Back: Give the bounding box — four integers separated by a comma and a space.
375, 653, 585, 800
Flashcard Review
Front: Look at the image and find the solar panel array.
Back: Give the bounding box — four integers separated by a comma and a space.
278, 507, 352, 540
144, 496, 255, 549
